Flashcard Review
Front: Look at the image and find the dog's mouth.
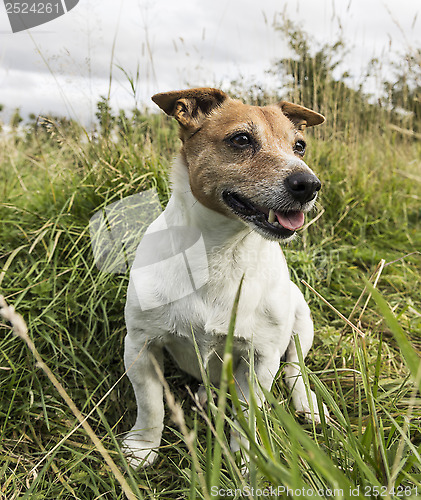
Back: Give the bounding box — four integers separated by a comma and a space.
222, 191, 305, 239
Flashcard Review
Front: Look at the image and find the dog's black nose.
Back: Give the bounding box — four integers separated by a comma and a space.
285, 172, 321, 204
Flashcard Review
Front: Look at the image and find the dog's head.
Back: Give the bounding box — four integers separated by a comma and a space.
152, 88, 325, 241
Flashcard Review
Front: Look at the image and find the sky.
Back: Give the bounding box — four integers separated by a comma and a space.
0, 0, 420, 126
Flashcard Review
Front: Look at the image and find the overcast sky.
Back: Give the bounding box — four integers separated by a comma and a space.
0, 0, 420, 126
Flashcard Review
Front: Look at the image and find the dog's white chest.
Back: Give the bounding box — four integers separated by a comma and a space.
158, 234, 294, 356
160, 249, 294, 380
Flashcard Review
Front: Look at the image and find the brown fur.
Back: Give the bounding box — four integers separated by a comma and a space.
152, 88, 324, 216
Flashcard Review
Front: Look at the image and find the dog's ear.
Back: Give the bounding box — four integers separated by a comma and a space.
152, 88, 228, 137
279, 101, 325, 129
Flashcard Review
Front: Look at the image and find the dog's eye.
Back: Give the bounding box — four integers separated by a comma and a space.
229, 133, 252, 148
293, 140, 306, 156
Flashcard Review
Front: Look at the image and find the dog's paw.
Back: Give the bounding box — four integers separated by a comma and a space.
292, 390, 329, 424
121, 435, 159, 468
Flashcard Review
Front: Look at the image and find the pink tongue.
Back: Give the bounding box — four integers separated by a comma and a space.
276, 211, 305, 231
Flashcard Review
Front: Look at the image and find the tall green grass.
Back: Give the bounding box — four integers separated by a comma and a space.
0, 24, 420, 499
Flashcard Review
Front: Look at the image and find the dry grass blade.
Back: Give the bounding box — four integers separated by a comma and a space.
150, 355, 211, 500
0, 296, 138, 500
300, 206, 325, 231
322, 259, 386, 371
29, 341, 147, 475
388, 123, 421, 140
357, 259, 386, 327
300, 280, 366, 338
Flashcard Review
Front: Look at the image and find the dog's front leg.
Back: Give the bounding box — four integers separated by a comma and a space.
122, 335, 164, 467
230, 353, 280, 454
284, 283, 329, 423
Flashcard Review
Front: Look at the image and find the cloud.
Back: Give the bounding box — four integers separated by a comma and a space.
0, 0, 419, 126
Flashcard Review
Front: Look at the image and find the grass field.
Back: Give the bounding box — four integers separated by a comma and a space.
0, 31, 421, 499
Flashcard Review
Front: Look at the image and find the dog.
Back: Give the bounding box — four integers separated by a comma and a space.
122, 87, 328, 467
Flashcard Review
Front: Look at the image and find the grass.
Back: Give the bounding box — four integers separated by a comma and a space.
0, 51, 420, 498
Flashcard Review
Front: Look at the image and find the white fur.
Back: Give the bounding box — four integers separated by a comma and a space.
122, 156, 328, 467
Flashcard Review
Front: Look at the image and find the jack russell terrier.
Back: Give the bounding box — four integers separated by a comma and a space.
122, 87, 328, 467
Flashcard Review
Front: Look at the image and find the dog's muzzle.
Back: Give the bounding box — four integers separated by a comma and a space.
222, 172, 321, 241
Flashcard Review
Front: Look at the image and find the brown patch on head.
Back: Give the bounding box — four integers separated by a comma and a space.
152, 88, 325, 222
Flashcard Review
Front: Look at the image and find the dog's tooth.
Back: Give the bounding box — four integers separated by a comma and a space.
268, 209, 276, 223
